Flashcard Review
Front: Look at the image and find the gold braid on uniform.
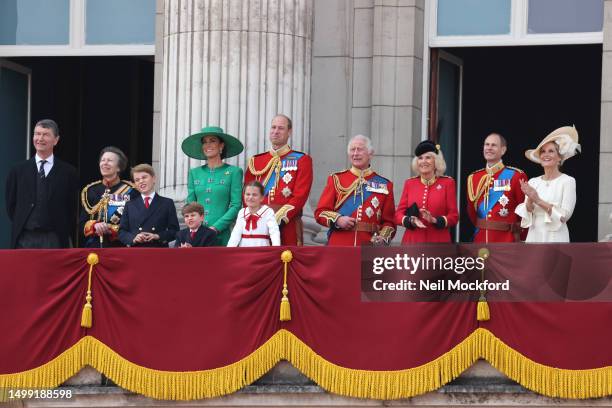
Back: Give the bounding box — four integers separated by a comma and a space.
248, 156, 281, 192
467, 171, 493, 212
81, 180, 135, 221
331, 175, 363, 210
81, 181, 105, 217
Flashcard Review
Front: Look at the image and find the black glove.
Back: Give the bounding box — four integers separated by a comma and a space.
403, 203, 419, 229
434, 216, 446, 229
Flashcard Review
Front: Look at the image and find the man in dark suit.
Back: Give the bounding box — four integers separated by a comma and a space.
119, 164, 179, 247
5, 119, 79, 248
175, 202, 217, 247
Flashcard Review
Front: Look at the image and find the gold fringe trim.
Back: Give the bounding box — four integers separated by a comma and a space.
1, 330, 610, 401
479, 328, 612, 399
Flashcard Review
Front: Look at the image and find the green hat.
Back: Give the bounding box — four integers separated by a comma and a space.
181, 126, 244, 160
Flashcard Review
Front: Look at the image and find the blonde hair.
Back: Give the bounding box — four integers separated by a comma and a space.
411, 151, 447, 177
131, 163, 156, 178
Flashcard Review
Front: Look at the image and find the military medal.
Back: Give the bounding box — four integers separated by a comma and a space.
282, 172, 293, 184
366, 181, 389, 194
494, 179, 511, 192
498, 194, 509, 207
371, 196, 380, 209
282, 186, 292, 198
365, 207, 374, 218
281, 158, 298, 171
498, 208, 509, 217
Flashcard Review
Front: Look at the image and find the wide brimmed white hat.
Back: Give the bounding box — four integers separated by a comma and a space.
525, 126, 581, 164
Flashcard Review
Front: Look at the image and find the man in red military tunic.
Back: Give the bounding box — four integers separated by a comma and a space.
315, 135, 395, 246
467, 133, 527, 243
244, 114, 313, 245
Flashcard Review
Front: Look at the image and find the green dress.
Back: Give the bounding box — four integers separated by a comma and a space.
187, 163, 243, 245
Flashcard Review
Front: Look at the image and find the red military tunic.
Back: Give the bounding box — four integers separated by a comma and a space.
466, 162, 527, 243
394, 176, 458, 244
315, 167, 395, 246
244, 144, 313, 245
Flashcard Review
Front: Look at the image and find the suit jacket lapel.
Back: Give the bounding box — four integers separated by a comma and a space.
28, 158, 38, 198
132, 196, 148, 226
45, 160, 59, 200
193, 226, 207, 245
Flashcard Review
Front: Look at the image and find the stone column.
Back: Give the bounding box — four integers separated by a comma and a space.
600, 0, 612, 241
155, 0, 313, 201
310, 0, 424, 243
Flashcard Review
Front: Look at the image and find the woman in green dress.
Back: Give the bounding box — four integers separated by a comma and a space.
181, 126, 244, 245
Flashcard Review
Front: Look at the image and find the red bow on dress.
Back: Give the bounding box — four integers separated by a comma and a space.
245, 213, 260, 231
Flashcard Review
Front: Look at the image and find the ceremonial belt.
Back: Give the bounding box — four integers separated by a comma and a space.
475, 219, 513, 232
350, 222, 380, 233
241, 234, 271, 242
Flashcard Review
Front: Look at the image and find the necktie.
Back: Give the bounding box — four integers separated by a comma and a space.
190, 230, 196, 240
38, 160, 47, 179
144, 196, 150, 209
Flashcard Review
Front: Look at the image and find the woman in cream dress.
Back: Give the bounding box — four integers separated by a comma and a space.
515, 126, 580, 242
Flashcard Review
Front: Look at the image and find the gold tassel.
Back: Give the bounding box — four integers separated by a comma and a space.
280, 250, 293, 321
477, 247, 490, 322
477, 296, 490, 321
81, 253, 99, 328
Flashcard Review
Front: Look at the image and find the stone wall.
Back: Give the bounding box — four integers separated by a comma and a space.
7, 362, 611, 407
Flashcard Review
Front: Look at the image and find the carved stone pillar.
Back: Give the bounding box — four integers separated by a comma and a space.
155, 0, 313, 202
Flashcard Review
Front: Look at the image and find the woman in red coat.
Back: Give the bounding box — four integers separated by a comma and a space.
394, 141, 458, 243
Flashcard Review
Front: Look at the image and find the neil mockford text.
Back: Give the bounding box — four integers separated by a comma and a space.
369, 253, 511, 293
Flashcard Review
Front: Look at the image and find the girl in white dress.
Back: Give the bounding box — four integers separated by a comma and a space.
227, 181, 281, 247
515, 126, 580, 243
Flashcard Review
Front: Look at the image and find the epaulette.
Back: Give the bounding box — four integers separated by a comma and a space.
331, 169, 350, 177
469, 168, 485, 175
81, 180, 102, 195
506, 166, 525, 173
375, 174, 392, 183
252, 151, 269, 158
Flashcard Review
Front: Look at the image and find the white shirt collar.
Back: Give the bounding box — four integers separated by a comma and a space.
142, 192, 156, 202
35, 154, 54, 166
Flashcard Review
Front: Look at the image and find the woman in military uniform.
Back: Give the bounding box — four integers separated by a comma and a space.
394, 141, 458, 243
181, 126, 244, 245
80, 146, 139, 247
